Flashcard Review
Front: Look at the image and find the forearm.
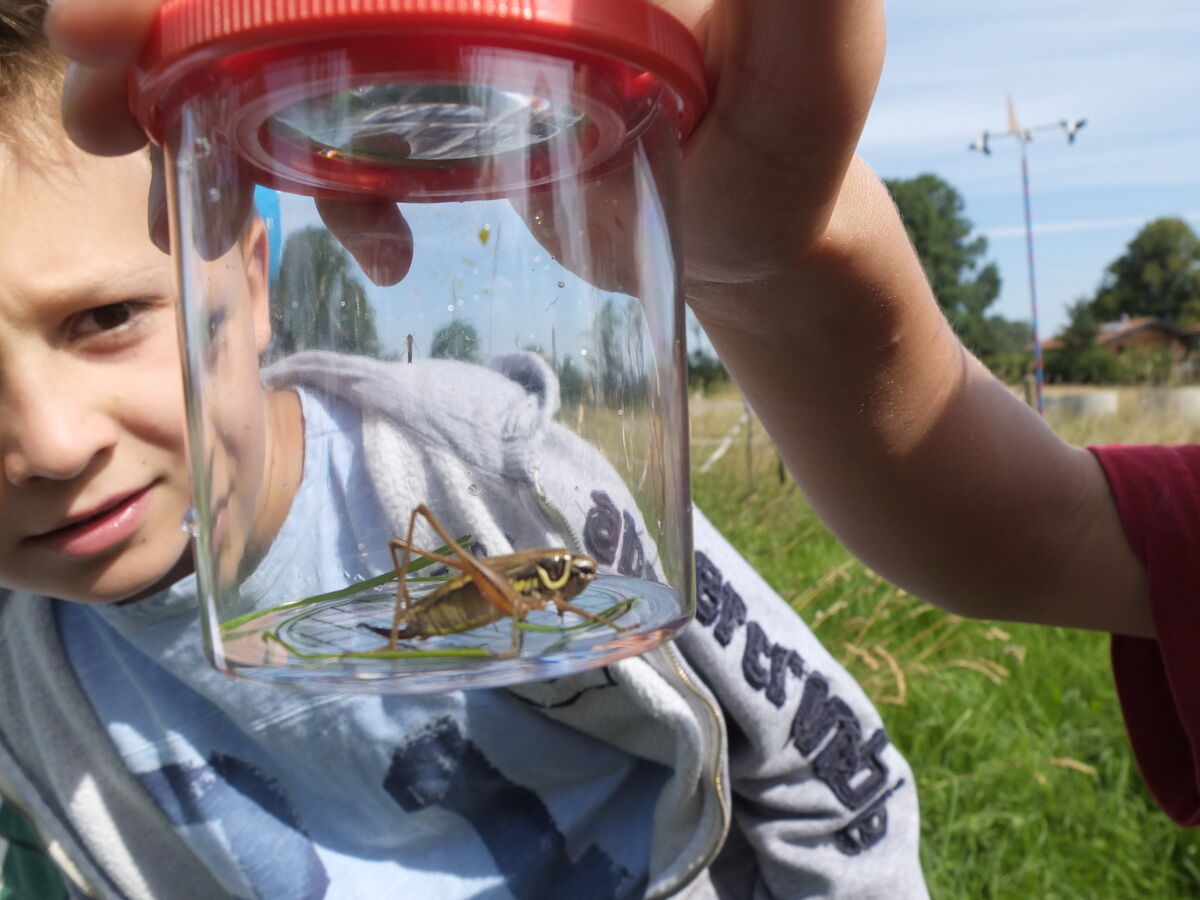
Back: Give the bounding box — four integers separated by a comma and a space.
687, 159, 1150, 636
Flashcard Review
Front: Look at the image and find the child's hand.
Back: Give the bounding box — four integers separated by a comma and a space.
46, 0, 415, 285
45, 0, 158, 157
670, 0, 885, 292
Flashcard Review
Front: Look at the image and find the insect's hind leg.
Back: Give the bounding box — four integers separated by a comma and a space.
386, 505, 522, 650
386, 504, 467, 648
386, 538, 460, 644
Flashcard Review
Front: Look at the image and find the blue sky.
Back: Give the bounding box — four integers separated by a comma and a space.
857, 0, 1200, 338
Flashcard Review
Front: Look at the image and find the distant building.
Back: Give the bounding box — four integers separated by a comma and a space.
1043, 316, 1200, 379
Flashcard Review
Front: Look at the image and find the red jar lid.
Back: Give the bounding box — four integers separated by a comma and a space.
131, 0, 708, 201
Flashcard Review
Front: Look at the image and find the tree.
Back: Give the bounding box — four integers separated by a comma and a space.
884, 174, 1026, 358
1060, 298, 1100, 350
1091, 217, 1200, 326
558, 355, 587, 406
596, 299, 623, 398
1043, 299, 1112, 384
271, 227, 380, 357
430, 319, 481, 364
1044, 297, 1175, 386
687, 347, 729, 394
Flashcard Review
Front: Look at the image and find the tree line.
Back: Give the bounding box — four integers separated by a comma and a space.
690, 173, 1200, 390
884, 174, 1200, 386
265, 202, 1200, 390
1049, 217, 1200, 384
267, 228, 651, 405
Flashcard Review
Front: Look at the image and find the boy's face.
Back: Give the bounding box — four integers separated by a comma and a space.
0, 143, 192, 603
0, 140, 291, 604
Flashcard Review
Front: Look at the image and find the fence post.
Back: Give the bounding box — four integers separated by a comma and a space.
1022, 373, 1037, 408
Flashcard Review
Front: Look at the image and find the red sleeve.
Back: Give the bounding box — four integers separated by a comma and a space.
1090, 443, 1200, 826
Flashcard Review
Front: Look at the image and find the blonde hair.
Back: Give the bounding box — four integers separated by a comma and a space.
0, 1, 65, 148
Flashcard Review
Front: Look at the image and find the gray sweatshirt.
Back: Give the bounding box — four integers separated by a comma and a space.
0, 352, 928, 899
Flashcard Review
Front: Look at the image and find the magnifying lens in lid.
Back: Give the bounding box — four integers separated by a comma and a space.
132, 0, 708, 202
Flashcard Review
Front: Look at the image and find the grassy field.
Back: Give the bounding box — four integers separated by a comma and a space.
690, 386, 1200, 899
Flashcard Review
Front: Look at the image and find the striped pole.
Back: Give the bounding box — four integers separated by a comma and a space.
969, 100, 1085, 417
1018, 139, 1045, 415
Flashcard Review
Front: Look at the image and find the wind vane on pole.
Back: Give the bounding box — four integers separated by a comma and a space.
969, 96, 1087, 415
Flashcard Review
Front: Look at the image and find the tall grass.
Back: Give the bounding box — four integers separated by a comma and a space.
690, 387, 1200, 899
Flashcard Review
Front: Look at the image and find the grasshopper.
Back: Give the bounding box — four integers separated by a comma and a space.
378, 504, 629, 653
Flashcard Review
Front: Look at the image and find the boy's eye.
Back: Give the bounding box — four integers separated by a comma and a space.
74, 301, 139, 337
207, 307, 228, 342
93, 304, 132, 330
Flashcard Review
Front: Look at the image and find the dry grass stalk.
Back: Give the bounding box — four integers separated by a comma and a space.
872, 643, 908, 706
947, 658, 1011, 684
1049, 757, 1098, 776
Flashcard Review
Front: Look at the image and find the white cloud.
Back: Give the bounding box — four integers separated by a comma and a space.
867, 0, 1200, 165
980, 211, 1200, 241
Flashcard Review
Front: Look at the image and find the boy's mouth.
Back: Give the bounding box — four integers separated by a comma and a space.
29, 485, 156, 557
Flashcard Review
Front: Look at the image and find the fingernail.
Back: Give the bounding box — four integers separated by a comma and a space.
352, 234, 414, 287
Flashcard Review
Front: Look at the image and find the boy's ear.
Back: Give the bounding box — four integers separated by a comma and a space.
242, 218, 272, 354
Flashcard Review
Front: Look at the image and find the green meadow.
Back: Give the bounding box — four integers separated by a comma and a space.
690, 386, 1200, 899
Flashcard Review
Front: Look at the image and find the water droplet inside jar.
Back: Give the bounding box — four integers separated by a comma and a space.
180, 507, 199, 536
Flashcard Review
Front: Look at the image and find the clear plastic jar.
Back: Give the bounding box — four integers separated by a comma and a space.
133, 0, 707, 691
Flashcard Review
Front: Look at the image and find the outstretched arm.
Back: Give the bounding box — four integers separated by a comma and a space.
691, 162, 1148, 636
671, 1, 1148, 636
47, 0, 1150, 636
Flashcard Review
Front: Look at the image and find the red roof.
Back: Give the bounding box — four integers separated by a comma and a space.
1043, 317, 1189, 350
1096, 316, 1166, 345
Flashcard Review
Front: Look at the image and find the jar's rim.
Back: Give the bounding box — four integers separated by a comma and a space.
131, 0, 708, 144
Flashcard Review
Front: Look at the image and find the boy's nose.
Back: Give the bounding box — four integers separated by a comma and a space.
1, 378, 117, 485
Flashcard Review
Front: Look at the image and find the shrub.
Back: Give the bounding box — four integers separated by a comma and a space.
983, 350, 1032, 384
688, 349, 730, 395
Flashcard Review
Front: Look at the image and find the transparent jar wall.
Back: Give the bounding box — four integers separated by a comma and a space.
166, 44, 694, 691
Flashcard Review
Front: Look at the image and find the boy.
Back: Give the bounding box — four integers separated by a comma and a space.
0, 2, 927, 897
52, 0, 1200, 837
